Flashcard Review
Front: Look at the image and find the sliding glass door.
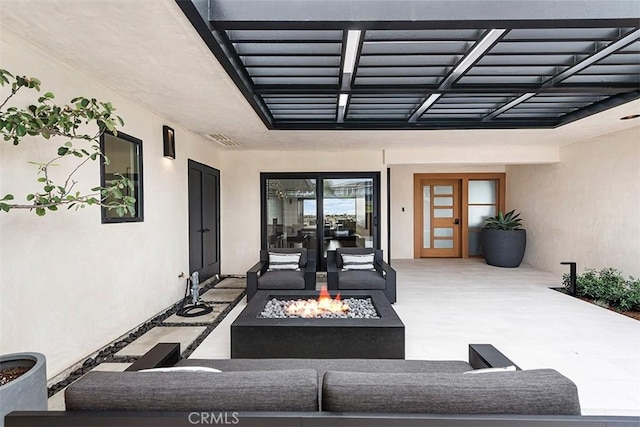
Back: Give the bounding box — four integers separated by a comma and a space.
262, 172, 380, 270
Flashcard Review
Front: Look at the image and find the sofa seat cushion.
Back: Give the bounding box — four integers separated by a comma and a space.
65, 369, 318, 412
258, 270, 305, 289
338, 270, 386, 290
322, 369, 581, 415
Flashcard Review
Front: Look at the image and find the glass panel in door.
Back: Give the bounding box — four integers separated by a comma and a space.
265, 178, 317, 251
323, 178, 374, 258
467, 180, 498, 256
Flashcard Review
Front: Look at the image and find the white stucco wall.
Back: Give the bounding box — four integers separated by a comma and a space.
506, 127, 640, 277
219, 150, 387, 274
0, 31, 221, 377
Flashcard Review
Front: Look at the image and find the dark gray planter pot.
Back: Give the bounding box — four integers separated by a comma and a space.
481, 228, 527, 268
0, 352, 47, 427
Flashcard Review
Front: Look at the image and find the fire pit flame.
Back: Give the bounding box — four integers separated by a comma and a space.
285, 286, 349, 318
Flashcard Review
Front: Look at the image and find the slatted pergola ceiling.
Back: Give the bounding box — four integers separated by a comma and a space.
177, 0, 640, 130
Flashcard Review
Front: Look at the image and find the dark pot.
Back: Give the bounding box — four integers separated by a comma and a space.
481, 228, 527, 268
0, 353, 47, 427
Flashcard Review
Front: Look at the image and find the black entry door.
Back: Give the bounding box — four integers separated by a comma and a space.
188, 160, 220, 281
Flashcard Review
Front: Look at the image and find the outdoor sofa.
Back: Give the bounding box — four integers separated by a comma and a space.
7, 343, 639, 427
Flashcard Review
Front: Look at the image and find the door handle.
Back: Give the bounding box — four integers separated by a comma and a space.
454, 218, 460, 225
198, 228, 211, 233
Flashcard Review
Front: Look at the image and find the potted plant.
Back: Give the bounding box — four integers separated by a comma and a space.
0, 352, 47, 427
481, 209, 526, 268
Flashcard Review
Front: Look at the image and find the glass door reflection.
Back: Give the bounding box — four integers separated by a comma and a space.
322, 178, 374, 258
265, 178, 317, 251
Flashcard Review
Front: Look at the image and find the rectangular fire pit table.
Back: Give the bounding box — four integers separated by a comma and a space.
231, 290, 405, 359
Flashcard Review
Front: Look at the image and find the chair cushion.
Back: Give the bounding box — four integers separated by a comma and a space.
337, 270, 386, 290
266, 248, 307, 267
321, 369, 581, 415
258, 270, 306, 289
336, 248, 376, 268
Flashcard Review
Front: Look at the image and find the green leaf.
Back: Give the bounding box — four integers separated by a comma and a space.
47, 205, 58, 211
37, 177, 47, 183
26, 194, 35, 201
0, 203, 10, 212
44, 185, 54, 192
35, 207, 46, 216
2, 194, 14, 201
57, 147, 69, 156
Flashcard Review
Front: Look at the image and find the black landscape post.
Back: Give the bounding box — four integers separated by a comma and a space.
561, 261, 577, 296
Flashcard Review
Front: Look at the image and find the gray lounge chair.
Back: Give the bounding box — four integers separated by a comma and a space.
246, 248, 317, 301
326, 248, 396, 303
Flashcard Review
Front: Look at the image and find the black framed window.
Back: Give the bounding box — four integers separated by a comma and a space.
261, 172, 380, 270
100, 131, 144, 223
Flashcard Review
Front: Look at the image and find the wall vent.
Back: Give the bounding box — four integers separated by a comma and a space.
205, 133, 240, 147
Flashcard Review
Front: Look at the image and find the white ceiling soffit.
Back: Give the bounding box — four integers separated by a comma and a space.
0, 0, 638, 151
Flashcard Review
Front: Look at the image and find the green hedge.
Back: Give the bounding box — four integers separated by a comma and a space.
563, 267, 640, 312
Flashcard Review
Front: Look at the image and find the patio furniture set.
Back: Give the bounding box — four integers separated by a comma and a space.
6, 249, 639, 426
246, 247, 397, 303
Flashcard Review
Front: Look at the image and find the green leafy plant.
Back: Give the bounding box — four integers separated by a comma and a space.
563, 267, 640, 312
483, 209, 523, 230
0, 69, 134, 216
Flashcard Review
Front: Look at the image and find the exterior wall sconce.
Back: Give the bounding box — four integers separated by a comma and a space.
163, 125, 176, 159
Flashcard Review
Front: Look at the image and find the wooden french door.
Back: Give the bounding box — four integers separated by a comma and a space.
415, 179, 461, 257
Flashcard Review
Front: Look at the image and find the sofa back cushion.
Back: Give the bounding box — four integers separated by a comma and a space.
322, 369, 581, 415
65, 369, 318, 412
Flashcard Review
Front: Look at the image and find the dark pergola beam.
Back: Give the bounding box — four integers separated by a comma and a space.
254, 85, 640, 96
208, 1, 640, 27
272, 119, 559, 131
175, 0, 275, 128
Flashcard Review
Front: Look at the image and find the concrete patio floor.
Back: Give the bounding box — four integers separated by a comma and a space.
190, 258, 640, 416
